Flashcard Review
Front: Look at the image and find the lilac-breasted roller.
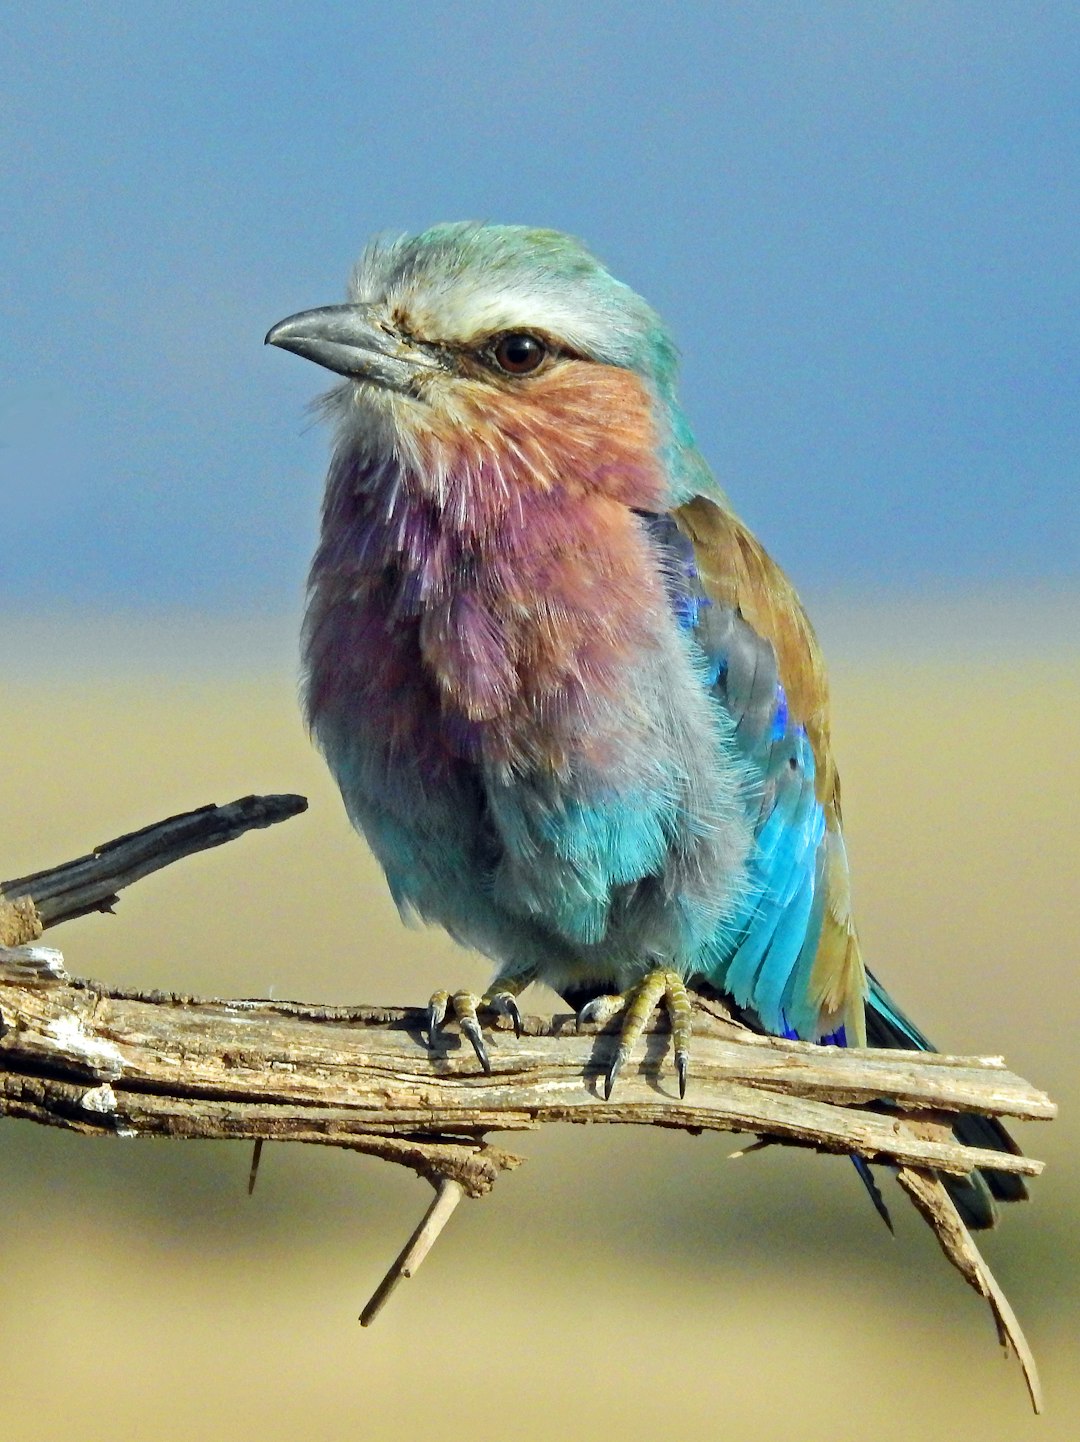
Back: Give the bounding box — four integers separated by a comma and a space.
267, 223, 1024, 1228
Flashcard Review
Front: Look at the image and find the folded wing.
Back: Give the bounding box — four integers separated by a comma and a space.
650, 495, 866, 1043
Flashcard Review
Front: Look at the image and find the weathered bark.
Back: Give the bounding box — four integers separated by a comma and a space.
0, 793, 307, 930
0, 950, 1051, 1179
0, 799, 1054, 1412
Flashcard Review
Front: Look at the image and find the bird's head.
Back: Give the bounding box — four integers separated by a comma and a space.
267, 223, 710, 504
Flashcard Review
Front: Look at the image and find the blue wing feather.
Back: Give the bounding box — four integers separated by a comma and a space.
644, 512, 832, 1041
642, 509, 1021, 1227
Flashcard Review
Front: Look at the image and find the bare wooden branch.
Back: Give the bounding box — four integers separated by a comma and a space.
897, 1167, 1043, 1414
0, 793, 308, 931
0, 942, 1055, 1414
0, 950, 1051, 1176
0, 797, 1055, 1412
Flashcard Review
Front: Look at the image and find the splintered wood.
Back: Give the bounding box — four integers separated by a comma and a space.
0, 944, 1053, 1409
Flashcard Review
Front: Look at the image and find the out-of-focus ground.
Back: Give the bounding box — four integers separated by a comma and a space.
2, 605, 1077, 1442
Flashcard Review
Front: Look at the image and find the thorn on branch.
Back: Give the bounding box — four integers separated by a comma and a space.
359, 1177, 465, 1327
247, 1139, 265, 1196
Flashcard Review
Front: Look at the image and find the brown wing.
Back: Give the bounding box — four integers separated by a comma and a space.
674, 494, 866, 1042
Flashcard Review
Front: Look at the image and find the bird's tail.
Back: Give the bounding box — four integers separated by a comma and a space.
865, 969, 1028, 1230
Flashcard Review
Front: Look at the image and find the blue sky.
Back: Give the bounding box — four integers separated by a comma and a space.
2, 2, 1077, 611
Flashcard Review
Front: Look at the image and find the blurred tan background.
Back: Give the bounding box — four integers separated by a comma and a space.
2, 605, 1076, 1442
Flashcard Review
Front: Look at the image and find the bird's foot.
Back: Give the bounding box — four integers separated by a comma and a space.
426, 987, 523, 1073
576, 968, 692, 1099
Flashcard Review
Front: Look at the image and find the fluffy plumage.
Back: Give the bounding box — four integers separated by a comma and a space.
268, 222, 1024, 1227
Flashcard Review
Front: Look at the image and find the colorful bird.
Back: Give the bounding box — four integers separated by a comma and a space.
267, 223, 1024, 1227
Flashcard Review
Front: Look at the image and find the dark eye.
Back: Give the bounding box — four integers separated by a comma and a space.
491, 333, 547, 375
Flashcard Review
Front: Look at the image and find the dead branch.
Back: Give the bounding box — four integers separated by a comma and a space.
0, 944, 1053, 1409
0, 793, 308, 932
897, 1168, 1044, 1414
0, 953, 1052, 1177
0, 800, 1055, 1412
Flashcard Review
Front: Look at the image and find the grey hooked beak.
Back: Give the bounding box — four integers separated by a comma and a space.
265, 304, 440, 388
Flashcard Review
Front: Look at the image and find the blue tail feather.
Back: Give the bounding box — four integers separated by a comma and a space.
864, 968, 1027, 1227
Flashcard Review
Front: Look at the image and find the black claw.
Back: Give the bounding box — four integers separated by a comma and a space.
676, 1052, 689, 1099
505, 997, 523, 1038
604, 1047, 626, 1100
425, 1004, 443, 1050
459, 1016, 491, 1073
